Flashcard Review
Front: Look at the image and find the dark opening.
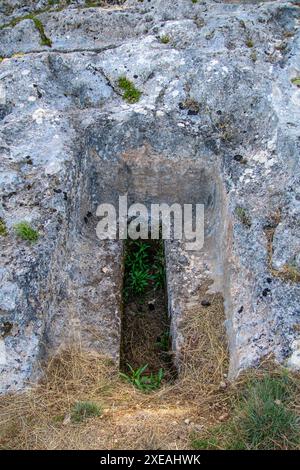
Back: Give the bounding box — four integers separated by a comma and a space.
120, 238, 175, 390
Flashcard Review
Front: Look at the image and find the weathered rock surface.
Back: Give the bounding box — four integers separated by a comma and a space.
0, 0, 300, 392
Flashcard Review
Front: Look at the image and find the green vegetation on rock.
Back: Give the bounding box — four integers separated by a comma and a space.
14, 221, 39, 243
117, 77, 142, 104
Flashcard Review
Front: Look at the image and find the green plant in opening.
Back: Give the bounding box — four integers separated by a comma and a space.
191, 372, 300, 450
123, 239, 166, 298
71, 401, 102, 423
124, 240, 152, 298
160, 34, 170, 44
127, 268, 153, 296
14, 221, 39, 243
0, 219, 8, 237
118, 77, 142, 104
120, 364, 164, 392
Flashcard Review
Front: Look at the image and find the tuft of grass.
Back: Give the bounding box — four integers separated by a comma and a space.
70, 401, 102, 423
160, 34, 170, 44
246, 38, 254, 48
0, 219, 8, 237
14, 221, 39, 243
120, 364, 164, 392
191, 372, 300, 450
117, 77, 142, 104
191, 0, 198, 4
0, 57, 3, 64
235, 206, 252, 227
291, 77, 300, 87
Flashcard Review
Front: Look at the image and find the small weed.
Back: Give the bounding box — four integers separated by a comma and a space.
71, 401, 102, 423
117, 77, 142, 104
120, 364, 164, 392
14, 221, 39, 243
191, 0, 198, 4
0, 57, 3, 64
124, 240, 153, 298
235, 207, 252, 228
191, 372, 300, 450
160, 34, 170, 44
246, 38, 254, 48
0, 219, 8, 237
291, 77, 300, 87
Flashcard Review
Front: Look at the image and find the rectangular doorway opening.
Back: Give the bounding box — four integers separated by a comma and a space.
120, 238, 176, 388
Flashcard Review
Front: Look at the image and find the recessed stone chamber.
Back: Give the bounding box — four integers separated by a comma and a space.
43, 117, 230, 379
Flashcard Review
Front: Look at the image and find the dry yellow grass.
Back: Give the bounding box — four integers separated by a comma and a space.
0, 287, 230, 450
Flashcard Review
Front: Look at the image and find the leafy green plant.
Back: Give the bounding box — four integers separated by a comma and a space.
14, 221, 39, 243
0, 219, 8, 237
118, 77, 142, 103
127, 268, 153, 296
120, 364, 164, 392
124, 240, 152, 298
71, 401, 102, 423
191, 373, 300, 450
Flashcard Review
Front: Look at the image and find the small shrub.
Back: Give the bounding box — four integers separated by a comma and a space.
0, 57, 3, 64
246, 38, 254, 48
120, 364, 164, 392
160, 34, 170, 44
0, 219, 8, 237
117, 77, 142, 104
14, 221, 39, 243
71, 401, 102, 423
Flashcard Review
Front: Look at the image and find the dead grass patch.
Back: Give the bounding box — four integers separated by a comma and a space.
0, 280, 230, 450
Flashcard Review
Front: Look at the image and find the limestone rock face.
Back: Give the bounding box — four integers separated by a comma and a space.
0, 0, 300, 392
